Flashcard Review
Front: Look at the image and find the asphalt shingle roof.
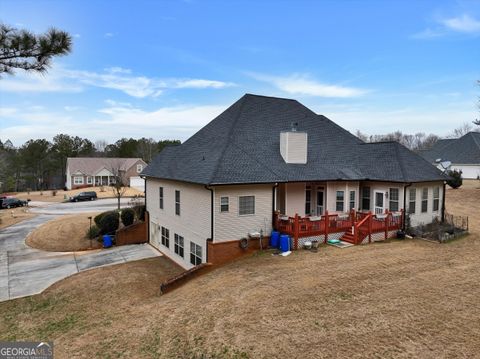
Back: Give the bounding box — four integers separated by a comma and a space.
419, 132, 480, 164
67, 157, 144, 176
142, 94, 446, 185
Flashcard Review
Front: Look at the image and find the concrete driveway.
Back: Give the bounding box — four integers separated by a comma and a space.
0, 199, 157, 302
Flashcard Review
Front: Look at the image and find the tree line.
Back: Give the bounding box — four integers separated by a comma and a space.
0, 135, 180, 192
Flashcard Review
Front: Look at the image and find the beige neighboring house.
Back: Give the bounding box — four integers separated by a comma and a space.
143, 94, 447, 269
65, 157, 147, 190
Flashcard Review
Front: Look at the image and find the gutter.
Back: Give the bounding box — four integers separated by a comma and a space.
272, 183, 279, 228
402, 183, 412, 231
205, 185, 214, 263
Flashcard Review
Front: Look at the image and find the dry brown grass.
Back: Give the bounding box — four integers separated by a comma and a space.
0, 184, 479, 358
0, 208, 35, 229
6, 186, 143, 203
25, 213, 102, 251
446, 179, 480, 232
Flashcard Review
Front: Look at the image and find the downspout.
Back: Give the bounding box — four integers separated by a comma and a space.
143, 175, 149, 244
402, 182, 412, 231
441, 182, 446, 223
205, 185, 214, 263
272, 183, 279, 229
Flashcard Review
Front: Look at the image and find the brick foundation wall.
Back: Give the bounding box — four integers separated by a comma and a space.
116, 221, 147, 245
207, 236, 270, 266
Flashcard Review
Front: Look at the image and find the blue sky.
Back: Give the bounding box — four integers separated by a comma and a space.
1, 0, 479, 146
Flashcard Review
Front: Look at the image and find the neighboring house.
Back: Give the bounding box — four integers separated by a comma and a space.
419, 132, 480, 179
66, 157, 147, 190
142, 94, 446, 269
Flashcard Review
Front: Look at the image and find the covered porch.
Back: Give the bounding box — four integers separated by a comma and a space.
273, 181, 405, 248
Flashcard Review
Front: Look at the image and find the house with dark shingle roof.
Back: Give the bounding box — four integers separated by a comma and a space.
142, 94, 447, 268
66, 157, 147, 190
419, 132, 480, 179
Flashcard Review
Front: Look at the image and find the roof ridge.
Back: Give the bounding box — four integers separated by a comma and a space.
470, 131, 480, 150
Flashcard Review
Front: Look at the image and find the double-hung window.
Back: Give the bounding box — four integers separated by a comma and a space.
421, 188, 428, 213
220, 197, 229, 212
174, 234, 184, 258
239, 196, 255, 215
190, 242, 202, 266
175, 190, 180, 215
361, 187, 370, 210
159, 187, 164, 209
408, 188, 416, 214
336, 191, 344, 212
74, 176, 84, 185
349, 191, 355, 211
389, 188, 399, 212
161, 226, 170, 248
433, 187, 440, 212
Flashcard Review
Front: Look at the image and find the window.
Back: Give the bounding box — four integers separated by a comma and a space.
161, 226, 170, 248
73, 176, 84, 185
433, 187, 440, 212
220, 196, 229, 212
175, 190, 180, 215
408, 188, 416, 214
349, 191, 355, 211
305, 188, 312, 215
239, 196, 255, 215
190, 242, 202, 266
389, 188, 399, 212
86, 176, 93, 184
421, 188, 428, 213
174, 234, 184, 258
361, 187, 370, 210
159, 187, 164, 209
336, 191, 344, 212
136, 164, 143, 173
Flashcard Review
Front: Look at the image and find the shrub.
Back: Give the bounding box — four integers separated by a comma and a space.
52, 190, 57, 196
95, 210, 120, 234
121, 208, 135, 226
86, 225, 100, 239
133, 205, 146, 221
447, 169, 463, 189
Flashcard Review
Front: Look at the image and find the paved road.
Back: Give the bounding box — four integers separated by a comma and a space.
0, 199, 157, 302
29, 197, 142, 215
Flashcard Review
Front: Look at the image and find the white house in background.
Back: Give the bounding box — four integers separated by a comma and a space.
419, 132, 480, 179
142, 94, 447, 269
65, 157, 147, 190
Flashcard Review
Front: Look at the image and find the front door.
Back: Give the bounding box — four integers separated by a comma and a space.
316, 190, 324, 215
374, 191, 384, 214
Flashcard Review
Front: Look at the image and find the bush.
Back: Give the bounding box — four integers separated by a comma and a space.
121, 208, 135, 226
95, 210, 120, 234
447, 169, 463, 189
87, 224, 100, 239
133, 205, 146, 221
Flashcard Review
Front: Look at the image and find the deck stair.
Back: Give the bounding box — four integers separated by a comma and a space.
340, 229, 357, 244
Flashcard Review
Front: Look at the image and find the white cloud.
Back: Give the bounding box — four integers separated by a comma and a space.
0, 65, 235, 98
104, 32, 114, 38
442, 14, 480, 33
249, 72, 368, 98
73, 33, 81, 38
411, 28, 444, 39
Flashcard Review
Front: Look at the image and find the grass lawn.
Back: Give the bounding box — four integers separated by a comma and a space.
25, 213, 103, 252
0, 208, 36, 229
0, 182, 479, 358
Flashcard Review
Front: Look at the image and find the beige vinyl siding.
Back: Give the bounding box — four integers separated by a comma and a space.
326, 182, 360, 213
284, 182, 306, 216
407, 181, 444, 227
146, 178, 210, 269
214, 184, 273, 242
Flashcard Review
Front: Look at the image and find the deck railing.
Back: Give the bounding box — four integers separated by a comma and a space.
274, 209, 404, 249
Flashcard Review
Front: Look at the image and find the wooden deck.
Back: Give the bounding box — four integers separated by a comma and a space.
274, 210, 404, 249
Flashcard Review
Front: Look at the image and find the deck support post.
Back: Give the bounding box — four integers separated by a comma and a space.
368, 211, 372, 243
385, 211, 389, 240
324, 210, 329, 243
294, 213, 299, 250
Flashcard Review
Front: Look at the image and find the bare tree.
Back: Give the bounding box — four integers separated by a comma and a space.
110, 166, 128, 210
447, 122, 473, 138
94, 139, 108, 154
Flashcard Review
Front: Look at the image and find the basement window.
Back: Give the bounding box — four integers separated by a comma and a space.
161, 226, 170, 248
174, 234, 184, 258
239, 196, 255, 216
190, 242, 202, 266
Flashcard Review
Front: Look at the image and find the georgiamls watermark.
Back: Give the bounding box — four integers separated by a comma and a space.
0, 342, 53, 359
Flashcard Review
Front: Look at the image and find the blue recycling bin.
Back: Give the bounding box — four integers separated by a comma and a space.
103, 235, 113, 248
270, 231, 280, 248
280, 234, 290, 252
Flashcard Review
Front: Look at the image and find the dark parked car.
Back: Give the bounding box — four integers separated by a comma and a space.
1, 197, 28, 209
70, 191, 97, 202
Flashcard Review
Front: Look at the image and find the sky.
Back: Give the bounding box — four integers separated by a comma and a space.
0, 0, 479, 146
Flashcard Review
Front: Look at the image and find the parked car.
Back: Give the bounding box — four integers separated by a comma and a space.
69, 191, 97, 202
1, 197, 28, 209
